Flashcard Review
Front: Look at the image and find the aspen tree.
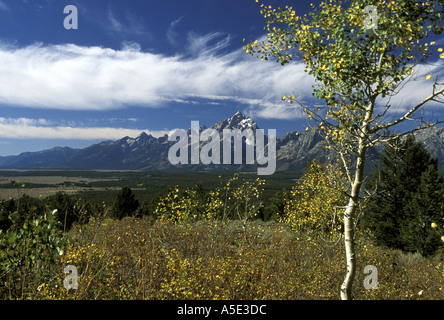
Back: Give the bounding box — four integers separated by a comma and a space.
246, 0, 444, 299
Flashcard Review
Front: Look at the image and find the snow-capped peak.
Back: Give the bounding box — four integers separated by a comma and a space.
211, 111, 258, 131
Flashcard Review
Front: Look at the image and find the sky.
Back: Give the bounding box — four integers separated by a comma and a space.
0, 0, 443, 156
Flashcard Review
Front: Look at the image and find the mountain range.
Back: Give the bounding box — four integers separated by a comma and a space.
0, 111, 443, 173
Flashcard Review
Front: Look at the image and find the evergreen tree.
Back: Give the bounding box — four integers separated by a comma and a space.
400, 164, 444, 256
47, 192, 78, 231
263, 190, 287, 221
362, 135, 444, 256
112, 187, 139, 220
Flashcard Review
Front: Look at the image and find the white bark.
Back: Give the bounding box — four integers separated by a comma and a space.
340, 103, 372, 300
340, 142, 366, 300
338, 85, 444, 299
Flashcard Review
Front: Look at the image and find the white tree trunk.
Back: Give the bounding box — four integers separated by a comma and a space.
340, 134, 367, 300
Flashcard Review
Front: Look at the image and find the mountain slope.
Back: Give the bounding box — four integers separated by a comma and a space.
211, 110, 258, 131
0, 112, 443, 173
0, 146, 79, 169
57, 132, 172, 170
276, 126, 333, 171
413, 125, 444, 165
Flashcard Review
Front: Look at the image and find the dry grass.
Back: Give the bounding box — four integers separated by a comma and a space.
24, 217, 444, 300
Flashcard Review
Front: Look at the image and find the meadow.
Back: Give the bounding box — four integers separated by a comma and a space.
0, 170, 443, 300
0, 170, 298, 204
8, 217, 444, 300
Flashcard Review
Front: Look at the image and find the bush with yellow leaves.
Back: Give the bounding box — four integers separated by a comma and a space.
281, 160, 348, 237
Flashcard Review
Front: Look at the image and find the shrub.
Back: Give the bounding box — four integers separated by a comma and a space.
0, 208, 67, 299
281, 160, 348, 236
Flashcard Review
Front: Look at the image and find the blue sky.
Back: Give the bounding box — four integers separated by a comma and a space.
0, 0, 442, 156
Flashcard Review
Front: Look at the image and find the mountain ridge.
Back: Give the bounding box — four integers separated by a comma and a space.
0, 111, 443, 173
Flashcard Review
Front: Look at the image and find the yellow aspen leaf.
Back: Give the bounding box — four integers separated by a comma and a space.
426, 74, 432, 80
438, 48, 443, 52
440, 53, 444, 59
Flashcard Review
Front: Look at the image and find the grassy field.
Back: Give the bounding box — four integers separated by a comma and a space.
0, 169, 299, 205
8, 216, 444, 300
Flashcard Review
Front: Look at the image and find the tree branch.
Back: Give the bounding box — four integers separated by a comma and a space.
372, 84, 444, 132
369, 120, 444, 147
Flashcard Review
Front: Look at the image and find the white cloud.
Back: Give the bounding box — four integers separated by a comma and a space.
0, 117, 168, 140
0, 117, 52, 126
106, 6, 123, 32
5, 33, 441, 122
375, 59, 444, 123
245, 102, 305, 120
105, 5, 152, 38
166, 16, 184, 45
186, 31, 231, 57
0, 35, 315, 120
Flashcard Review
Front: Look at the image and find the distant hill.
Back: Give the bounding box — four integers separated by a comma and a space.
0, 146, 79, 169
0, 111, 443, 173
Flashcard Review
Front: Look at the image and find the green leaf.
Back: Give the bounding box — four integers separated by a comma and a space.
6, 232, 16, 242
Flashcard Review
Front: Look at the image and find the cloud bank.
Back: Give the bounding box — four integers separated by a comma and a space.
0, 32, 442, 126
0, 33, 314, 119
0, 117, 167, 140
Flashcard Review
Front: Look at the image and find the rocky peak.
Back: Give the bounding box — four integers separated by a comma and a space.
211, 111, 258, 131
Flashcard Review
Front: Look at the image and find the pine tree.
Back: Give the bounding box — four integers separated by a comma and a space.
400, 164, 444, 256
362, 135, 444, 256
112, 187, 139, 220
